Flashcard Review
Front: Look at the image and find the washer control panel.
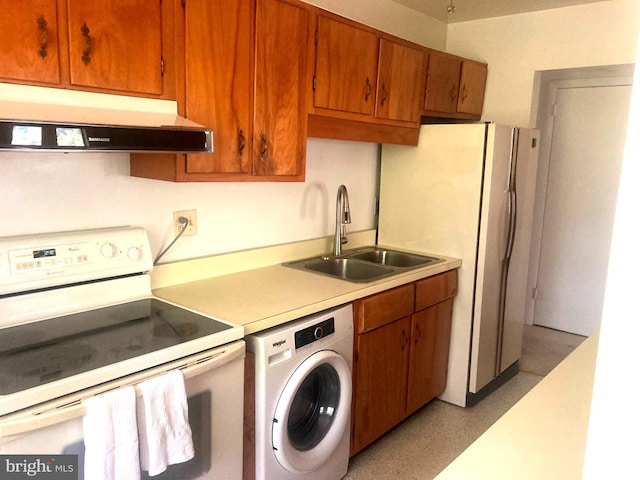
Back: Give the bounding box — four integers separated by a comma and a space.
294, 318, 336, 349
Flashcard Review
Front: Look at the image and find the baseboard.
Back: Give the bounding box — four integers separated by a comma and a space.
466, 361, 519, 407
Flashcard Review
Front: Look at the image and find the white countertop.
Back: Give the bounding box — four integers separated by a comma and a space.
153, 256, 461, 335
436, 331, 599, 480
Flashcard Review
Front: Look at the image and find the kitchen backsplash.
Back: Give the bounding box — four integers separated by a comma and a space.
0, 137, 379, 263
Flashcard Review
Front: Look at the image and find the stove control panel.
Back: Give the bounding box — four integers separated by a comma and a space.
0, 227, 153, 296
9, 243, 91, 273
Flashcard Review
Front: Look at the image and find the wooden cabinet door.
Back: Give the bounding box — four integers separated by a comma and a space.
67, 0, 163, 95
253, 0, 309, 177
184, 0, 253, 175
0, 0, 61, 84
352, 316, 411, 455
457, 60, 488, 116
375, 38, 425, 123
424, 50, 461, 114
314, 15, 378, 116
406, 299, 453, 415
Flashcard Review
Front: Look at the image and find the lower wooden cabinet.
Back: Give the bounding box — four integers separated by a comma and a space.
406, 298, 453, 415
352, 315, 411, 453
351, 270, 457, 456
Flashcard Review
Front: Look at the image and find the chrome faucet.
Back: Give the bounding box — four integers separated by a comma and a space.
333, 185, 351, 256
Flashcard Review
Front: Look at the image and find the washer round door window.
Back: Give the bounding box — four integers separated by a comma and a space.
272, 350, 352, 473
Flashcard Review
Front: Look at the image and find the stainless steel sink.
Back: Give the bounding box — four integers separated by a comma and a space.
283, 247, 444, 283
285, 257, 395, 283
348, 247, 443, 268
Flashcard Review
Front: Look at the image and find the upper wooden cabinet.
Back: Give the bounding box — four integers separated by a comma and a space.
375, 38, 426, 123
130, 0, 311, 182
67, 1, 163, 94
314, 15, 378, 116
252, 0, 309, 178
0, 0, 61, 85
423, 49, 487, 119
423, 50, 461, 115
0, 0, 174, 98
182, 0, 253, 177
310, 12, 426, 145
457, 59, 488, 116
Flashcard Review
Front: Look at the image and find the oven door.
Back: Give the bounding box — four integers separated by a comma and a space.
0, 340, 245, 480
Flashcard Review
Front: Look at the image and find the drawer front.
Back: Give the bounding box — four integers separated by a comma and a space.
415, 270, 457, 311
355, 283, 414, 333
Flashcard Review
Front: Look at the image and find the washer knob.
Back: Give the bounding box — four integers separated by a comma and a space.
100, 242, 116, 258
314, 326, 324, 339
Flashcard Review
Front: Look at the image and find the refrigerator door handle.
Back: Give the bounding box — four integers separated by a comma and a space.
496, 130, 520, 376
505, 189, 517, 260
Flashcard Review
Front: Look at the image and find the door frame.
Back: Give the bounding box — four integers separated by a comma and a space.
525, 65, 634, 326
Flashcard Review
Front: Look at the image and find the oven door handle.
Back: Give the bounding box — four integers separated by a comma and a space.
0, 341, 245, 442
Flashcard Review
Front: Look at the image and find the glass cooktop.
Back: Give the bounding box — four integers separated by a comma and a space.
0, 298, 232, 395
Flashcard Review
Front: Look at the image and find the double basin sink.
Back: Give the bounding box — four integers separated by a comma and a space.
284, 246, 444, 283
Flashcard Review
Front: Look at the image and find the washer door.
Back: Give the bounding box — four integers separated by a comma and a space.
272, 349, 351, 473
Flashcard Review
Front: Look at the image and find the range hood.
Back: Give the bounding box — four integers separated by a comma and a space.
0, 85, 213, 154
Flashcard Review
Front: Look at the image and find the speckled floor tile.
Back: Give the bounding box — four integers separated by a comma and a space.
344, 325, 585, 480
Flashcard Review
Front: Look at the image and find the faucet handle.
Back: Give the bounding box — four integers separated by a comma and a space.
341, 225, 349, 245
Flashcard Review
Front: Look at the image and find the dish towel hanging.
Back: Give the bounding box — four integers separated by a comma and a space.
83, 386, 140, 480
136, 369, 195, 476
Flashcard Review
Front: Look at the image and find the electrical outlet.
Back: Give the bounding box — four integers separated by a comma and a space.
173, 209, 197, 237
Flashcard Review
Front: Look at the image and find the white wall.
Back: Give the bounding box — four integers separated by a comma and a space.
302, 0, 447, 49
583, 16, 640, 477
447, 0, 640, 126
0, 138, 378, 263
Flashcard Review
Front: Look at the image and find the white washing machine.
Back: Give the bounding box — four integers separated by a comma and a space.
246, 303, 353, 480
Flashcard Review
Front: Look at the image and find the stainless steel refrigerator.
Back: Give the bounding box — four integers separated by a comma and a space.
379, 123, 539, 407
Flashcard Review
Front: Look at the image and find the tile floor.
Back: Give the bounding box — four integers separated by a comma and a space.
344, 325, 586, 480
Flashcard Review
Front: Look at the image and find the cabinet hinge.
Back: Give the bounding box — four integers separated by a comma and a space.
160, 56, 165, 77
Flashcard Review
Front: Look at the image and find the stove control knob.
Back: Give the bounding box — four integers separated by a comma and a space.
100, 242, 116, 258
127, 246, 142, 261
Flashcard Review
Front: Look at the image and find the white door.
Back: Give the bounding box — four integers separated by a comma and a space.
533, 82, 632, 336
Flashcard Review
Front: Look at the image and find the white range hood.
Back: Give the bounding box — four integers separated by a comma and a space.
0, 84, 213, 153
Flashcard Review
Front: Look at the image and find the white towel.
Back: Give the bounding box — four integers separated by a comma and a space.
137, 369, 194, 476
83, 386, 140, 480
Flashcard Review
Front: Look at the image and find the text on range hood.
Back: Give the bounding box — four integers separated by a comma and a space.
0, 101, 213, 154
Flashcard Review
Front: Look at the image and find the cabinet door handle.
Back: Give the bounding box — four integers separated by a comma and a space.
237, 128, 246, 156
81, 22, 92, 65
401, 329, 408, 350
461, 84, 468, 103
380, 83, 388, 106
364, 77, 372, 102
259, 132, 268, 159
414, 324, 421, 344
449, 83, 458, 101
37, 15, 49, 59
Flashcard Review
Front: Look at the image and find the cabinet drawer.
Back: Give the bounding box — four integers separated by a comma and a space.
415, 270, 457, 311
355, 284, 414, 333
